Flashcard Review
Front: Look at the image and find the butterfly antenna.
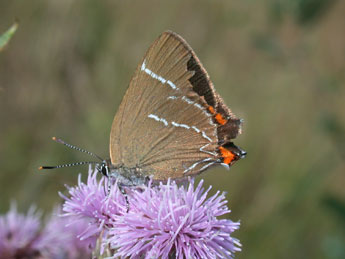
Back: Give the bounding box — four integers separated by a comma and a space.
51, 137, 104, 161
39, 161, 99, 170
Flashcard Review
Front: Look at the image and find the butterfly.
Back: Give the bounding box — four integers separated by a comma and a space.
40, 31, 246, 186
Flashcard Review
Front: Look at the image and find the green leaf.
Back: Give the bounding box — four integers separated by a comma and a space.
0, 21, 18, 51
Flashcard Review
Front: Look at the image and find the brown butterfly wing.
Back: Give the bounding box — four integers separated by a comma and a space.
110, 32, 221, 180
110, 31, 242, 181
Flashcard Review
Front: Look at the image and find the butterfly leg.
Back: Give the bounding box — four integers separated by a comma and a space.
119, 185, 130, 213
106, 175, 130, 212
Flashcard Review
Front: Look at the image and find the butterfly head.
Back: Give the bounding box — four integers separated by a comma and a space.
96, 159, 111, 177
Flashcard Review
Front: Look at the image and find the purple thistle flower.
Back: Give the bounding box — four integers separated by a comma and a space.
60, 168, 241, 258
0, 203, 94, 259
59, 168, 127, 243
108, 179, 241, 258
0, 203, 42, 259
37, 207, 95, 258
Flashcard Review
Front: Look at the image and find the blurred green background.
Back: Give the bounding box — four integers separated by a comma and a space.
1, 0, 344, 258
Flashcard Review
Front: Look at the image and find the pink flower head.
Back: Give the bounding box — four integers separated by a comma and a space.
0, 203, 94, 259
60, 168, 241, 258
0, 203, 41, 258
59, 169, 127, 242
38, 207, 95, 258
108, 179, 241, 258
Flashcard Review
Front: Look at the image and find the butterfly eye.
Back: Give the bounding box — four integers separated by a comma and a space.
101, 165, 108, 176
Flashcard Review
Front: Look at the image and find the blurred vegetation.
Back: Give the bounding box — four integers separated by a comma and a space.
0, 21, 18, 51
0, 0, 344, 258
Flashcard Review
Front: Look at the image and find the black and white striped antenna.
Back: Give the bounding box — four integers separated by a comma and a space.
38, 137, 104, 170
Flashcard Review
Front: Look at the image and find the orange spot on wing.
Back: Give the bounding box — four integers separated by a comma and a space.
215, 113, 227, 125
208, 106, 215, 114
208, 106, 227, 125
219, 146, 236, 165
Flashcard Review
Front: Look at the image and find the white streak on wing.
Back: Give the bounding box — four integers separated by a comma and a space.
172, 120, 212, 142
182, 96, 194, 104
193, 126, 213, 143
183, 158, 213, 174
171, 119, 212, 142
191, 126, 200, 133
172, 121, 190, 129
200, 143, 217, 156
148, 113, 212, 143
167, 80, 177, 90
180, 97, 216, 141
172, 96, 214, 142
141, 60, 178, 90
181, 96, 211, 119
199, 161, 216, 172
141, 61, 146, 71
201, 131, 212, 142
148, 93, 215, 143
148, 114, 168, 126
194, 103, 203, 110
